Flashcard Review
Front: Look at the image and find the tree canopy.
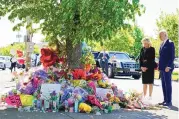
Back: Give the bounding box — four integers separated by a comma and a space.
0, 0, 145, 68
130, 26, 143, 56
104, 28, 135, 53
0, 0, 144, 41
156, 10, 179, 56
88, 26, 144, 57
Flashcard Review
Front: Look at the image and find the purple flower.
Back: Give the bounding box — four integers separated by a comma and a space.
8, 91, 13, 96
50, 91, 57, 96
61, 89, 73, 103
17, 81, 37, 95
32, 70, 48, 80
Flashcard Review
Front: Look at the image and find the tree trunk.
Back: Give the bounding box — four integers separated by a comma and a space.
66, 7, 82, 69
66, 38, 82, 69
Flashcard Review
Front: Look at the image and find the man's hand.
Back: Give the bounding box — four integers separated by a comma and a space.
165, 67, 170, 72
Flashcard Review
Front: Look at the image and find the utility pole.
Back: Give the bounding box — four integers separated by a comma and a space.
25, 16, 34, 71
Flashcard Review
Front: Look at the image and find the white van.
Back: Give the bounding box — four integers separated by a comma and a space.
0, 56, 11, 70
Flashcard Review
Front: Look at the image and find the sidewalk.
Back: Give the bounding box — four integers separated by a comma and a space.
0, 108, 177, 119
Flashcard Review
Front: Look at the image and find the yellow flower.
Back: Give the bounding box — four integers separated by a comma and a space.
79, 103, 92, 113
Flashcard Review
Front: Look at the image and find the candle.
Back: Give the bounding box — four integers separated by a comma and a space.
41, 100, 45, 112
37, 100, 41, 110
74, 99, 79, 113
44, 100, 49, 110
53, 101, 57, 112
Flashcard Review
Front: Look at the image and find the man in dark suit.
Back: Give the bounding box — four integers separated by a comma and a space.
98, 48, 110, 76
158, 30, 175, 106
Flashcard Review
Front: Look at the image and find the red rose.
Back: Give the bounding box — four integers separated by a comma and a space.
40, 48, 59, 67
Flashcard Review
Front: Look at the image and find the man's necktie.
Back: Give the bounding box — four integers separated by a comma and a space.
160, 42, 164, 50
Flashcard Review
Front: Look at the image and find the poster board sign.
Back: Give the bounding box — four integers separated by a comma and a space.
96, 88, 114, 99
5, 95, 22, 107
40, 84, 61, 100
26, 42, 34, 52
20, 94, 34, 106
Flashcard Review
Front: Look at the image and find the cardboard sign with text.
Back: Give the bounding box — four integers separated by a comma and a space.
5, 95, 22, 107
40, 84, 61, 100
26, 42, 34, 52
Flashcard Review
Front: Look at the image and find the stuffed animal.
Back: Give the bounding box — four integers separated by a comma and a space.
79, 103, 92, 113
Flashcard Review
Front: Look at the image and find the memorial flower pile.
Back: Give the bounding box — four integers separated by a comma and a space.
0, 44, 161, 114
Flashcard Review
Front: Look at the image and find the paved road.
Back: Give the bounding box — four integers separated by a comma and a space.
0, 69, 178, 119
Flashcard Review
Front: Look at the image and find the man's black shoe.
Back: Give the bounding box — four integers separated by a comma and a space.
163, 102, 172, 107
158, 102, 166, 105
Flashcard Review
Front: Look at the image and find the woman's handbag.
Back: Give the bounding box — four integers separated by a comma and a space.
154, 61, 158, 68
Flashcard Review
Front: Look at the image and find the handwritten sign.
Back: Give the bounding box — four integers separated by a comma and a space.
5, 95, 22, 107
40, 84, 61, 99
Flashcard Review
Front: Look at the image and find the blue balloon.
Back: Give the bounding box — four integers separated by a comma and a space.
82, 41, 92, 54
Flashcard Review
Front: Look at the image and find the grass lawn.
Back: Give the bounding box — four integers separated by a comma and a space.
155, 70, 178, 81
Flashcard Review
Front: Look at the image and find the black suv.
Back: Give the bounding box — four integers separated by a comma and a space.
93, 51, 141, 79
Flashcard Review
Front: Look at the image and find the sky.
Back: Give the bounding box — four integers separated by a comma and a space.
136, 0, 178, 38
0, 0, 178, 47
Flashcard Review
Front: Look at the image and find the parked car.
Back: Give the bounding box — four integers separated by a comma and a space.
4, 56, 11, 68
129, 55, 135, 60
93, 51, 141, 79
0, 56, 11, 70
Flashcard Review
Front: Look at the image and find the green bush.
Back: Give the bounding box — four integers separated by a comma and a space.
173, 71, 179, 75
0, 43, 39, 56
